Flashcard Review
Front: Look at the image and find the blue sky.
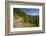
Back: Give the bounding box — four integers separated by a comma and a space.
20, 8, 39, 15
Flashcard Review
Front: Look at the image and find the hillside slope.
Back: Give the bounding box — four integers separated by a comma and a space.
13, 8, 39, 27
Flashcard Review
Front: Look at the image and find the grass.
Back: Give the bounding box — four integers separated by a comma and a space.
23, 22, 36, 27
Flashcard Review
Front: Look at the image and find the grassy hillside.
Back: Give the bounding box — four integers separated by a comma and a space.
23, 15, 39, 27
13, 8, 39, 27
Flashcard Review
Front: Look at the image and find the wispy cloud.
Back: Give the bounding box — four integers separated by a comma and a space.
26, 13, 39, 15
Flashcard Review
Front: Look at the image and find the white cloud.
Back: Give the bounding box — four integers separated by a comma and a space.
32, 13, 36, 15
26, 13, 39, 16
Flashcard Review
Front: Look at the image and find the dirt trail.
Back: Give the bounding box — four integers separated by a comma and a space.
14, 18, 24, 28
